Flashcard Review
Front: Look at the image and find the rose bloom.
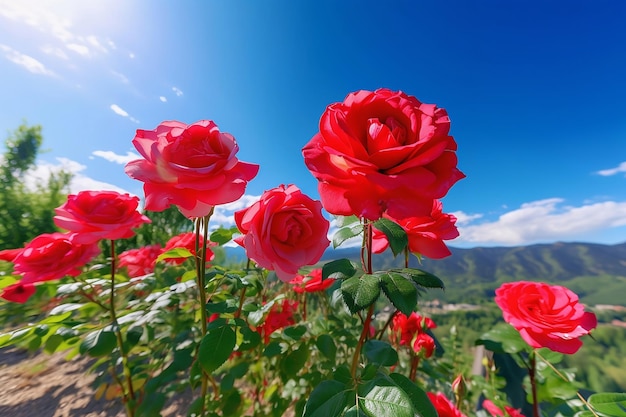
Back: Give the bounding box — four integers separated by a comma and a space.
482, 400, 524, 417
427, 392, 467, 417
372, 199, 459, 259
0, 282, 36, 303
391, 312, 436, 346
125, 120, 259, 218
118, 244, 163, 278
495, 281, 597, 354
10, 233, 100, 285
256, 299, 298, 344
413, 332, 436, 358
54, 190, 150, 244
290, 269, 335, 293
234, 184, 330, 282
163, 232, 214, 265
303, 88, 465, 221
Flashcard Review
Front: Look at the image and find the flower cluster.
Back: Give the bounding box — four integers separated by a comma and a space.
255, 299, 298, 344
390, 312, 437, 358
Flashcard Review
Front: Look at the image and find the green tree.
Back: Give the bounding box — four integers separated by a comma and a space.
0, 123, 72, 249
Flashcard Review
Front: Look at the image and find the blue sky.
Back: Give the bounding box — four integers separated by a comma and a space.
1, 0, 626, 248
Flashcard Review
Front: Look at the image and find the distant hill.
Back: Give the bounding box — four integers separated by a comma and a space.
320, 242, 626, 306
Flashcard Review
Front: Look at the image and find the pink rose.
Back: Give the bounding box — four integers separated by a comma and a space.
11, 233, 100, 284
372, 200, 459, 259
303, 88, 464, 220
234, 184, 330, 282
125, 120, 259, 218
427, 392, 467, 417
289, 269, 335, 293
0, 282, 36, 303
495, 281, 597, 354
118, 244, 163, 277
54, 191, 150, 244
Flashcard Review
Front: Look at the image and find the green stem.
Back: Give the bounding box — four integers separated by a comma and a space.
529, 350, 540, 417
409, 353, 420, 382
350, 220, 375, 380
535, 350, 600, 417
194, 210, 214, 416
109, 240, 136, 417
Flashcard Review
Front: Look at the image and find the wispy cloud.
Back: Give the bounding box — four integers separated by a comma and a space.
159, 96, 167, 103
25, 157, 130, 195
172, 86, 183, 97
0, 2, 115, 59
597, 161, 626, 177
109, 104, 139, 123
211, 195, 261, 228
91, 150, 140, 165
111, 70, 129, 84
0, 44, 55, 76
455, 198, 626, 246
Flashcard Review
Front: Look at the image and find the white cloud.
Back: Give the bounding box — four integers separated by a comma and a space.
129, 52, 135, 59
597, 161, 626, 177
0, 44, 55, 76
172, 86, 183, 97
25, 157, 130, 195
211, 195, 261, 228
109, 104, 139, 123
41, 44, 68, 60
159, 96, 167, 103
66, 42, 90, 56
450, 211, 483, 226
92, 150, 140, 165
455, 198, 626, 246
0, 1, 115, 65
111, 70, 129, 84
110, 104, 129, 117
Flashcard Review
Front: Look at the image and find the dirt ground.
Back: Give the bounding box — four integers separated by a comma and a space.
0, 348, 192, 417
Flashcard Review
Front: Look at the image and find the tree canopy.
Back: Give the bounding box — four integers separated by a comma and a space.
0, 123, 72, 249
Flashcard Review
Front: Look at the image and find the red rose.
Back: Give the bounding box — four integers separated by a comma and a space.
0, 282, 36, 303
54, 191, 150, 244
391, 312, 436, 347
234, 184, 330, 282
11, 233, 100, 284
413, 333, 435, 358
118, 244, 163, 277
482, 400, 524, 417
303, 88, 464, 220
495, 281, 597, 354
256, 299, 298, 344
427, 392, 467, 417
125, 120, 259, 218
372, 200, 459, 259
290, 269, 335, 293
163, 232, 214, 265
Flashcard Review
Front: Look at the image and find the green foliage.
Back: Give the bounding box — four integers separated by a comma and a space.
0, 123, 72, 249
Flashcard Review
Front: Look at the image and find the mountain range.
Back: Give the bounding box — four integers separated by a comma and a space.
319, 241, 626, 306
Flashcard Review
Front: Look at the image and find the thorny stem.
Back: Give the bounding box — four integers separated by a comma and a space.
535, 350, 600, 417
109, 240, 136, 417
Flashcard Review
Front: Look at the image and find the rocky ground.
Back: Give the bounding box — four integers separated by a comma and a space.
0, 349, 192, 417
